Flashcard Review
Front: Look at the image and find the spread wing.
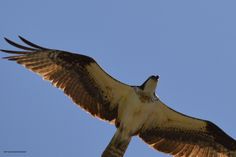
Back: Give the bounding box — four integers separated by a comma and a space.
139, 100, 236, 157
1, 36, 133, 122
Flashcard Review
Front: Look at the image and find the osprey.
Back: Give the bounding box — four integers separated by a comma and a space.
1, 36, 236, 157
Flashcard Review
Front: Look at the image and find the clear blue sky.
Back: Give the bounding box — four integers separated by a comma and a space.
0, 1, 236, 157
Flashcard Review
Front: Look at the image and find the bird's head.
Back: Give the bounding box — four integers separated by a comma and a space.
140, 75, 159, 94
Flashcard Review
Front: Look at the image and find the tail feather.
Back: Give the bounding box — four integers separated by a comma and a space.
102, 129, 131, 157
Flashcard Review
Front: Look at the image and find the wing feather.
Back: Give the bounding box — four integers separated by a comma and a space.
18, 36, 48, 50
4, 37, 37, 51
1, 37, 132, 122
139, 100, 236, 157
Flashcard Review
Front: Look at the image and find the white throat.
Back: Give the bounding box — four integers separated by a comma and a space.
143, 79, 157, 94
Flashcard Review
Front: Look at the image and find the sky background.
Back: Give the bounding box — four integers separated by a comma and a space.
0, 1, 236, 157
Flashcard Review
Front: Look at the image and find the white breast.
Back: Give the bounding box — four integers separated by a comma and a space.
117, 88, 161, 134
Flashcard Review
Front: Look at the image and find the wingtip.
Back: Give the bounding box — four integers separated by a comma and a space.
17, 36, 48, 50
4, 37, 11, 43
0, 49, 29, 54
0, 49, 9, 53
3, 36, 20, 42
18, 35, 28, 43
1, 56, 19, 61
18, 35, 25, 41
2, 56, 11, 60
18, 35, 28, 44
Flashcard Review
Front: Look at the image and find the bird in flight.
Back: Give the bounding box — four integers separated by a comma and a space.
1, 36, 236, 157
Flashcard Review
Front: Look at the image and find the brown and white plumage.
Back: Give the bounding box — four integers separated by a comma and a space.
139, 101, 236, 157
1, 36, 132, 123
1, 36, 236, 157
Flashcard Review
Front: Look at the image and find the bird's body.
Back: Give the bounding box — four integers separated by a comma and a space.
1, 36, 236, 157
116, 87, 155, 131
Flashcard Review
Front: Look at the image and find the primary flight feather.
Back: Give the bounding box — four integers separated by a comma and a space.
1, 36, 236, 157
